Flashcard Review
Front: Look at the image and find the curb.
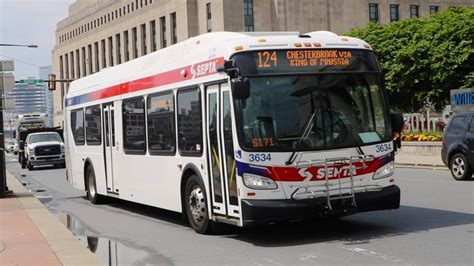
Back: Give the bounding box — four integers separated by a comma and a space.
395, 163, 448, 170
6, 171, 101, 266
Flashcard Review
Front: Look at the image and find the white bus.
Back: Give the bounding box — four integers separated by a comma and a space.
64, 31, 403, 234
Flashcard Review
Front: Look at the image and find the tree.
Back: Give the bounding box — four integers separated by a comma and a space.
346, 7, 474, 112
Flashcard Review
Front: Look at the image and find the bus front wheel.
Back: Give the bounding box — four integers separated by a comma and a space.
86, 165, 105, 204
184, 174, 212, 234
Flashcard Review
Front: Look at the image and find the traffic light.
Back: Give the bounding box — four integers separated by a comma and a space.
48, 74, 56, 91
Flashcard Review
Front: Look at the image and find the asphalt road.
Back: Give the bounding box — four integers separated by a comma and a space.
6, 153, 474, 265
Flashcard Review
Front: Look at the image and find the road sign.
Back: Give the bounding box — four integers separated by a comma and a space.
17, 79, 44, 84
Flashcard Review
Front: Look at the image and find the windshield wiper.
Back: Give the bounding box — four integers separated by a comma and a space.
328, 109, 365, 156
285, 108, 320, 165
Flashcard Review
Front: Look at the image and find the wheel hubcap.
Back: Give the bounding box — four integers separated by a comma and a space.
452, 158, 465, 178
188, 185, 206, 225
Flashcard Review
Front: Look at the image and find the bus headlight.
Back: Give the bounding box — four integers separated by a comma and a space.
243, 173, 278, 190
373, 161, 394, 180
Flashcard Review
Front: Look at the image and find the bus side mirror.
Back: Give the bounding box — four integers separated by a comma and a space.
391, 113, 404, 133
391, 112, 404, 151
231, 77, 250, 100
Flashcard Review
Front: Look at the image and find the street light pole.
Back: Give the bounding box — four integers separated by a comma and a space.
0, 43, 38, 198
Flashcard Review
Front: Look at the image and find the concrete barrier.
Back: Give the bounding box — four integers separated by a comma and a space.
398, 141, 443, 156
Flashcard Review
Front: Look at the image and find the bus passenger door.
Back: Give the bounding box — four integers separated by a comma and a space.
206, 84, 240, 218
206, 85, 226, 215
220, 84, 239, 218
103, 103, 117, 194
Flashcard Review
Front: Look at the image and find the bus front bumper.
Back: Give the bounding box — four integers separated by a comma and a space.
241, 185, 400, 226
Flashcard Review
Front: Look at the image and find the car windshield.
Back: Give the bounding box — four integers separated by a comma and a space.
29, 133, 62, 143
233, 74, 390, 151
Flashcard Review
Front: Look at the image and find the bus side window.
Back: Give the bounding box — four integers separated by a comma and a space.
147, 92, 175, 155
122, 97, 146, 154
71, 109, 85, 145
177, 88, 202, 156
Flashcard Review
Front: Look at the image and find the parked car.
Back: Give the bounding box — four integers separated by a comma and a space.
441, 111, 474, 180
24, 132, 65, 170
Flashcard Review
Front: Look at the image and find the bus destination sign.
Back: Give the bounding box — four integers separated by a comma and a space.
259, 50, 353, 68
233, 49, 379, 75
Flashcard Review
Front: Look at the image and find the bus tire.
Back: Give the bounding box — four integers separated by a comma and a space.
184, 174, 212, 234
86, 165, 105, 204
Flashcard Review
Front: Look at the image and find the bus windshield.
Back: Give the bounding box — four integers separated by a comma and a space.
233, 74, 390, 151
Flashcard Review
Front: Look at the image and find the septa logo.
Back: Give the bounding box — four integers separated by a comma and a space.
190, 59, 217, 78
316, 167, 356, 179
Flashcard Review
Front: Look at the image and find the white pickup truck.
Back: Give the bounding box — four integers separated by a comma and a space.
24, 132, 65, 170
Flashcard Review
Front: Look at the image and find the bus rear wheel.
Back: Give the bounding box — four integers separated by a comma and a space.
86, 165, 105, 204
184, 175, 212, 234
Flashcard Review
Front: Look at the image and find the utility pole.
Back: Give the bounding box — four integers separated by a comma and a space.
0, 44, 38, 198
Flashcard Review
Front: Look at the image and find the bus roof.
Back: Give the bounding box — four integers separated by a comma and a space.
66, 31, 371, 106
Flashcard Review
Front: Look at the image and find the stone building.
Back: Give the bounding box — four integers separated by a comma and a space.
52, 0, 473, 126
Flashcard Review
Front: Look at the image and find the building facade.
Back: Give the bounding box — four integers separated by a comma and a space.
6, 78, 48, 114
52, 0, 473, 126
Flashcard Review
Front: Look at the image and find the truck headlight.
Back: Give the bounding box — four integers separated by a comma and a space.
373, 161, 394, 180
61, 145, 65, 153
28, 148, 35, 155
243, 173, 277, 190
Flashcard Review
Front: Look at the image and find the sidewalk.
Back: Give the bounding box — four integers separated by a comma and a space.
0, 171, 100, 265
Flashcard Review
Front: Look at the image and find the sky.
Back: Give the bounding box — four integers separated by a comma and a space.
0, 0, 74, 80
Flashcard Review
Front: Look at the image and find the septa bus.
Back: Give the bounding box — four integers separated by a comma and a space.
64, 31, 404, 234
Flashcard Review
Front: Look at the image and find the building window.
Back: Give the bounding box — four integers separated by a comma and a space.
87, 44, 92, 74
410, 5, 419, 18
123, 97, 146, 154
244, 0, 254, 31
101, 39, 106, 68
171, 12, 177, 44
147, 92, 175, 154
132, 27, 138, 58
108, 36, 114, 66
150, 20, 157, 52
132, 2, 134, 11
81, 47, 86, 76
430, 6, 439, 14
127, 4, 130, 13
75, 49, 80, 78
71, 109, 85, 145
369, 3, 379, 22
160, 16, 166, 48
141, 23, 147, 55
59, 55, 64, 102
124, 30, 130, 61
70, 51, 75, 79
206, 3, 212, 32
116, 33, 121, 64
94, 42, 99, 72
85, 105, 101, 145
390, 4, 399, 22
177, 88, 202, 155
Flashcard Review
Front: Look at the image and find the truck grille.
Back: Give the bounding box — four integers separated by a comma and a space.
35, 145, 60, 156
